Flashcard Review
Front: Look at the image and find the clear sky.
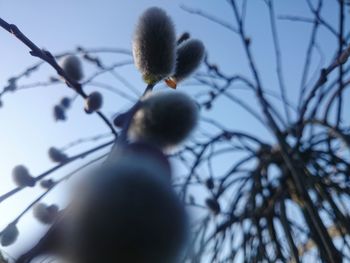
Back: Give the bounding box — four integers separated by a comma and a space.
0, 0, 345, 261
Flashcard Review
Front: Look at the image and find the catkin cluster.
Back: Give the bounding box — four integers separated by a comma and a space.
8, 7, 204, 263
133, 7, 205, 87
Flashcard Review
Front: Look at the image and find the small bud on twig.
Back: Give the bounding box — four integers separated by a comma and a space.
84, 91, 103, 114
60, 55, 84, 82
60, 97, 71, 109
53, 105, 66, 121
12, 165, 35, 187
0, 223, 19, 247
205, 198, 221, 215
48, 147, 68, 163
205, 178, 214, 190
338, 45, 350, 65
40, 179, 55, 189
33, 203, 59, 224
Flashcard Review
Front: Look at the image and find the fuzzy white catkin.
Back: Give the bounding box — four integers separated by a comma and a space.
33, 203, 59, 224
129, 91, 198, 149
12, 165, 35, 187
64, 152, 188, 263
172, 39, 205, 83
84, 91, 103, 113
133, 7, 176, 84
0, 224, 19, 247
60, 55, 84, 82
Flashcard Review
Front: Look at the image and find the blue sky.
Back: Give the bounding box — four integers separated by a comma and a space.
0, 0, 346, 261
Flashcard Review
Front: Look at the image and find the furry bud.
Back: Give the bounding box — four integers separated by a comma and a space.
0, 224, 19, 247
113, 111, 128, 128
33, 203, 59, 224
84, 92, 103, 114
48, 147, 68, 163
166, 39, 205, 89
12, 165, 35, 187
40, 179, 55, 189
129, 91, 198, 149
53, 105, 66, 121
64, 152, 187, 263
133, 7, 176, 84
60, 55, 84, 82
60, 97, 71, 109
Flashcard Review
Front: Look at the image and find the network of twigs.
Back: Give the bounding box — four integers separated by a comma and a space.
0, 1, 350, 263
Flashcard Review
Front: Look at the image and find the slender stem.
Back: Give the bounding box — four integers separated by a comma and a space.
0, 17, 117, 137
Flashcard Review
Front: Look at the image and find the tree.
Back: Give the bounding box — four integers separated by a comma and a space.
0, 1, 350, 262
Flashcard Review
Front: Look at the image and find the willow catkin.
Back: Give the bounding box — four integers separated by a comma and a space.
33, 203, 59, 225
129, 91, 198, 149
133, 7, 176, 84
60, 55, 84, 82
12, 165, 35, 187
84, 91, 103, 114
171, 39, 205, 84
53, 105, 66, 121
0, 224, 19, 247
64, 150, 188, 263
48, 147, 68, 163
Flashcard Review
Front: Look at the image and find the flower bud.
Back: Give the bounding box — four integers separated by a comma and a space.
133, 7, 176, 84
60, 97, 71, 109
64, 151, 188, 263
0, 224, 19, 247
165, 39, 205, 89
205, 178, 214, 190
205, 198, 221, 215
84, 92, 103, 114
48, 147, 68, 163
53, 105, 66, 121
40, 179, 55, 189
129, 91, 198, 149
113, 111, 128, 128
60, 55, 84, 82
33, 203, 59, 224
338, 45, 350, 65
12, 165, 35, 187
